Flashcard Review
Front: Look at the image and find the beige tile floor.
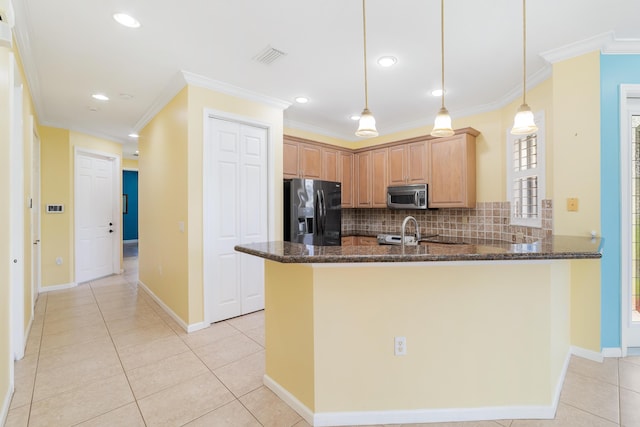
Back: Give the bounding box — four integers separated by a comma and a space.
4, 254, 640, 426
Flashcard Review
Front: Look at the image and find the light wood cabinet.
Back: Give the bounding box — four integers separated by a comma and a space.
322, 148, 339, 182
355, 236, 378, 246
356, 151, 372, 207
428, 132, 477, 208
339, 151, 354, 208
341, 236, 355, 246
388, 141, 429, 185
371, 148, 388, 207
283, 137, 322, 179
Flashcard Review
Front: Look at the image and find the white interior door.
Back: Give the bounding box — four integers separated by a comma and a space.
75, 151, 118, 283
204, 116, 268, 323
31, 123, 41, 300
10, 57, 25, 360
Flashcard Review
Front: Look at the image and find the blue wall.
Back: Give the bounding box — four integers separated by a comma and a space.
600, 54, 640, 348
123, 170, 138, 241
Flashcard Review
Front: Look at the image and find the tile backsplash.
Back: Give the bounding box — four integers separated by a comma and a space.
342, 200, 553, 243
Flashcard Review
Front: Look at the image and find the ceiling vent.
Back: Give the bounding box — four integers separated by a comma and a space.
253, 45, 287, 65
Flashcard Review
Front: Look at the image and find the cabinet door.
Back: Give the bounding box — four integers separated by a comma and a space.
429, 134, 476, 208
340, 151, 354, 208
283, 140, 299, 178
300, 143, 322, 179
356, 151, 372, 207
341, 236, 355, 246
388, 145, 407, 185
372, 148, 388, 207
322, 148, 339, 182
407, 141, 428, 183
356, 236, 378, 246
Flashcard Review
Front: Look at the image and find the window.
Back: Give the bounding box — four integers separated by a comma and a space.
507, 112, 545, 228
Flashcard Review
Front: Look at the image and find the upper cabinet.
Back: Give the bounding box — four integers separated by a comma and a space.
428, 131, 478, 208
355, 148, 387, 208
388, 141, 429, 186
283, 137, 321, 179
283, 128, 478, 209
283, 136, 354, 208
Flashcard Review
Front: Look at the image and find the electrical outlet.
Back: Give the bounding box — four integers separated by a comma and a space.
567, 198, 579, 212
394, 336, 407, 356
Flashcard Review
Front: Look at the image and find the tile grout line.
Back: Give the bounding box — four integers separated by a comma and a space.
24, 292, 47, 427
87, 278, 150, 427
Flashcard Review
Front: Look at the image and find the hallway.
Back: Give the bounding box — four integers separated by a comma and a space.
4, 254, 640, 426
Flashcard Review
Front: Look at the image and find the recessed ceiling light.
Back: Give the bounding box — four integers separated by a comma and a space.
431, 89, 445, 97
295, 97, 309, 104
113, 13, 141, 28
377, 56, 397, 67
92, 93, 109, 101
350, 115, 361, 121
128, 133, 139, 138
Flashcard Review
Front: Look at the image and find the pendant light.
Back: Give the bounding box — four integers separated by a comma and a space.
511, 0, 538, 135
431, 0, 454, 138
355, 0, 378, 138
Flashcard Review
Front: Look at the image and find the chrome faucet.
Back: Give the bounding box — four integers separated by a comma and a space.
401, 216, 420, 248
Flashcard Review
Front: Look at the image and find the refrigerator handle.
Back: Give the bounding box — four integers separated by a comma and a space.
322, 190, 327, 231
319, 190, 325, 233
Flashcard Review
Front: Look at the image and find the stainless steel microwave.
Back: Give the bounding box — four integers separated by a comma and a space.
387, 184, 428, 209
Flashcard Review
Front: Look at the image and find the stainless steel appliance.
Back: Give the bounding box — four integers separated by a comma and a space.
284, 178, 342, 246
387, 183, 429, 209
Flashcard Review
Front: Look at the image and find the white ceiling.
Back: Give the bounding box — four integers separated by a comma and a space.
11, 0, 640, 158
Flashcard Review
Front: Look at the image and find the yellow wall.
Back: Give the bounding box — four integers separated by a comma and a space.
39, 128, 123, 288
0, 45, 12, 421
552, 51, 601, 236
265, 261, 315, 410
122, 158, 139, 170
139, 84, 285, 326
39, 126, 72, 286
185, 86, 284, 324
265, 261, 571, 413
139, 87, 190, 321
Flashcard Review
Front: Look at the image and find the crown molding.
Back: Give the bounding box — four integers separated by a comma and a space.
539, 31, 640, 62
134, 70, 292, 133
182, 71, 291, 110
132, 71, 187, 132
11, 0, 45, 122
283, 118, 353, 141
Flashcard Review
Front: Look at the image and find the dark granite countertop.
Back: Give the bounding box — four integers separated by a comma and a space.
234, 236, 603, 264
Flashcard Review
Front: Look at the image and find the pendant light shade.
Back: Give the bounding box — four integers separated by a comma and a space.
431, 0, 454, 138
432, 107, 454, 137
356, 108, 378, 138
355, 0, 378, 138
511, 0, 538, 135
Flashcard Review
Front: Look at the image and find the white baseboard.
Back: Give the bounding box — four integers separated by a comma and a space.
263, 375, 314, 425
264, 373, 559, 426
0, 380, 13, 427
602, 347, 623, 358
38, 282, 78, 293
137, 280, 207, 333
571, 346, 604, 362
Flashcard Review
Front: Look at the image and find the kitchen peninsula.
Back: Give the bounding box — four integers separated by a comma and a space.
235, 237, 602, 426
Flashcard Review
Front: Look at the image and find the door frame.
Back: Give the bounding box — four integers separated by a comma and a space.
619, 84, 640, 355
74, 147, 122, 282
202, 109, 275, 325
31, 117, 41, 299
10, 53, 25, 361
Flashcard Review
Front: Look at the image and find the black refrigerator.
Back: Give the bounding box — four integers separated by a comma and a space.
284, 178, 342, 246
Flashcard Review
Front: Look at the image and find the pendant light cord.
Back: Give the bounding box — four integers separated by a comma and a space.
522, 0, 527, 106
362, 0, 369, 110
440, 0, 445, 109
